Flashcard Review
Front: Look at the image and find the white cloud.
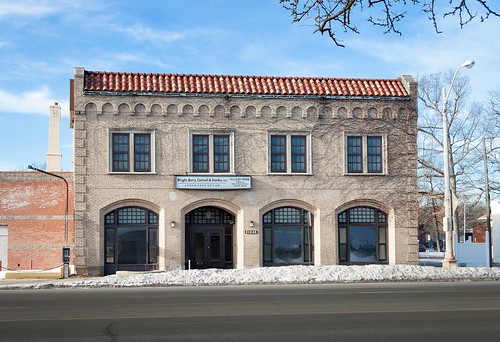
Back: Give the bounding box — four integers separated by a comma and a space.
0, 1, 59, 18
345, 14, 500, 100
0, 86, 69, 117
0, 0, 106, 19
240, 44, 262, 62
113, 53, 142, 63
112, 24, 184, 44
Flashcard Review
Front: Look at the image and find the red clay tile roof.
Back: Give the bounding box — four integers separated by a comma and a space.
83, 71, 409, 97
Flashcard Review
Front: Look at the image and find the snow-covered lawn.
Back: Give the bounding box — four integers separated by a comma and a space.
2, 265, 500, 289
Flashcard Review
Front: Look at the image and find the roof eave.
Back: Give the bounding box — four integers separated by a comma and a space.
82, 90, 411, 101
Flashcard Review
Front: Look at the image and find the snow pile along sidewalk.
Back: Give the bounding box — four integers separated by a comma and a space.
2, 265, 500, 290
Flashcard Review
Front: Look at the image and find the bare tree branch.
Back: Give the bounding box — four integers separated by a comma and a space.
280, 0, 499, 47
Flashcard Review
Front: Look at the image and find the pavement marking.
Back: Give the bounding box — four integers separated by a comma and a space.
1, 307, 500, 323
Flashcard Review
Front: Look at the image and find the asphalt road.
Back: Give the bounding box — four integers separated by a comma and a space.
0, 281, 499, 341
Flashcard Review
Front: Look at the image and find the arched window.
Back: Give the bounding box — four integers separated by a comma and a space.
104, 206, 158, 275
263, 207, 313, 266
338, 207, 387, 264
185, 206, 234, 225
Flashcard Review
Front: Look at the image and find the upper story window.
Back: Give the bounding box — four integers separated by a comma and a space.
190, 132, 234, 174
269, 133, 310, 174
345, 135, 385, 174
110, 131, 154, 173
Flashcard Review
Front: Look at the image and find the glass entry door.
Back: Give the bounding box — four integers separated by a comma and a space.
104, 207, 159, 275
190, 228, 224, 269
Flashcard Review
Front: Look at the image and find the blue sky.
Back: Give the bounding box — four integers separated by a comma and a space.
0, 0, 499, 171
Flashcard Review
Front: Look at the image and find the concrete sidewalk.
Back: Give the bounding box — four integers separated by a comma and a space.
0, 275, 99, 289
0, 278, 65, 286
0, 266, 81, 288
3, 271, 62, 280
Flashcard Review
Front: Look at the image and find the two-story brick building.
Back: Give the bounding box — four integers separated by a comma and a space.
0, 171, 74, 272
70, 67, 418, 275
1, 103, 74, 274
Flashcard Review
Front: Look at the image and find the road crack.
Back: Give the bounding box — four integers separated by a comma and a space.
106, 322, 116, 342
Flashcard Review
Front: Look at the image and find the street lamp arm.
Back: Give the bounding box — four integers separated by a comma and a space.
28, 165, 68, 187
28, 165, 69, 247
443, 60, 475, 112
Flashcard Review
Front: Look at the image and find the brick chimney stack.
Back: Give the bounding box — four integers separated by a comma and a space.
46, 102, 62, 172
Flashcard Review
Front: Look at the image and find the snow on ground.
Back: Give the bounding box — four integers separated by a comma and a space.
1, 265, 500, 290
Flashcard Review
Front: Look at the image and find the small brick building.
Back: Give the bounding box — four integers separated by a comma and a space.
0, 172, 74, 271
71, 67, 419, 275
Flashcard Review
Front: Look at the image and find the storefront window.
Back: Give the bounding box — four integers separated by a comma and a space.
263, 207, 312, 266
338, 207, 387, 264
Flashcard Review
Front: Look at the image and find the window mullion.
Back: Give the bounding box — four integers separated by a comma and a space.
130, 133, 135, 172
230, 132, 234, 173
209, 135, 214, 173
286, 135, 292, 174
304, 135, 312, 173
384, 135, 387, 173
363, 136, 367, 173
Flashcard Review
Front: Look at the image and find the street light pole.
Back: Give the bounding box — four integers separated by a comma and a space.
441, 59, 475, 269
483, 136, 498, 267
28, 165, 70, 278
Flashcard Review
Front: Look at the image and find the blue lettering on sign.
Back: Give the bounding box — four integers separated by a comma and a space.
176, 176, 251, 189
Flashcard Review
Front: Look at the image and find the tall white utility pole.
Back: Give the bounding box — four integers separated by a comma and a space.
442, 60, 475, 269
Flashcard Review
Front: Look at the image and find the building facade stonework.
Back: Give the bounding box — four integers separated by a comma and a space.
71, 67, 418, 275
0, 172, 74, 271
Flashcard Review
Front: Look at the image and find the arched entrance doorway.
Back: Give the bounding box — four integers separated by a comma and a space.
185, 206, 234, 269
104, 206, 159, 275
